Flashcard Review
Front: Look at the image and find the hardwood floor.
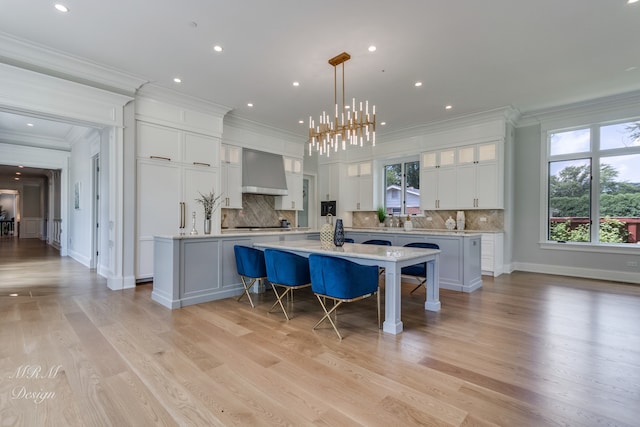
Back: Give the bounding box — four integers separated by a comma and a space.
1, 238, 639, 426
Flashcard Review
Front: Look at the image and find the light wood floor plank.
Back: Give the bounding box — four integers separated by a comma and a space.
2, 238, 640, 426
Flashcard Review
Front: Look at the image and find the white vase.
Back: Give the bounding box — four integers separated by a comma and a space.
456, 210, 465, 231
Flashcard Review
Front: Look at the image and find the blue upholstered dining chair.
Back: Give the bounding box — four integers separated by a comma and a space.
308, 253, 380, 340
401, 242, 440, 294
343, 238, 355, 243
263, 249, 311, 320
362, 239, 392, 246
234, 245, 268, 308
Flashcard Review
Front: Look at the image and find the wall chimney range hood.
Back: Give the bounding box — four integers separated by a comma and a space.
241, 148, 288, 196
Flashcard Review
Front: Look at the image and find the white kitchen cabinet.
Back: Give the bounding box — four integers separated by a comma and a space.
318, 163, 341, 202
275, 157, 303, 210
456, 142, 502, 209
481, 232, 504, 276
420, 149, 457, 210
136, 121, 221, 280
346, 161, 373, 211
220, 144, 242, 209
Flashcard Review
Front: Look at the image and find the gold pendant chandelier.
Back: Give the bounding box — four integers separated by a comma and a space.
308, 52, 376, 156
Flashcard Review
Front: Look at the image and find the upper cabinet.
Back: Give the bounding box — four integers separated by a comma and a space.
455, 142, 502, 209
275, 157, 303, 210
421, 141, 503, 210
420, 148, 457, 210
137, 121, 218, 167
346, 161, 373, 211
220, 144, 242, 209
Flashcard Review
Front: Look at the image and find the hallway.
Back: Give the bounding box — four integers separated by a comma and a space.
0, 238, 105, 297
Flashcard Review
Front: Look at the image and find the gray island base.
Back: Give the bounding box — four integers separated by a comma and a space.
151, 229, 482, 310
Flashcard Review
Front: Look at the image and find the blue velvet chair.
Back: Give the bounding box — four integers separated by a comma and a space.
362, 239, 392, 246
343, 238, 355, 243
234, 245, 268, 307
401, 242, 440, 294
308, 253, 380, 340
263, 249, 311, 320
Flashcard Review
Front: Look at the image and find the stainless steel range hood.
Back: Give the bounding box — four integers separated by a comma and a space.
241, 148, 288, 196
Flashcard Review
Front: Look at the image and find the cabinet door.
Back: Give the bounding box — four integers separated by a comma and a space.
456, 164, 477, 209
137, 122, 181, 161
420, 168, 438, 210
437, 167, 458, 209
137, 159, 181, 279
221, 163, 243, 208
475, 162, 499, 208
184, 133, 218, 167
220, 145, 242, 209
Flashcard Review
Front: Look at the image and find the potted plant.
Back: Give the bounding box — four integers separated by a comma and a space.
376, 207, 387, 227
195, 190, 222, 234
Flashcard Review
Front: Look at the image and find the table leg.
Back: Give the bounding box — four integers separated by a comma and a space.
383, 263, 403, 334
425, 254, 441, 312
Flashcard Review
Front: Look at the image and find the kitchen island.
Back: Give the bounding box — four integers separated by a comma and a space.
151, 228, 481, 309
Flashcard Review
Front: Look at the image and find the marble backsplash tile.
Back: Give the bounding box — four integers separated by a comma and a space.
353, 209, 503, 231
221, 194, 295, 229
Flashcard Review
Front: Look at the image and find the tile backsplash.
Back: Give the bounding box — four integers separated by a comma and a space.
353, 209, 503, 231
221, 194, 295, 229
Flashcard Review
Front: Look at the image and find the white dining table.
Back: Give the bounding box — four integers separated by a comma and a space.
253, 240, 441, 334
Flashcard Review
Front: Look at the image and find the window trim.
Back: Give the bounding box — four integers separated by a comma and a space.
541, 118, 640, 249
381, 155, 420, 216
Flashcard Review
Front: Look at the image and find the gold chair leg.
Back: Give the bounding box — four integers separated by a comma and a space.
269, 285, 292, 320
377, 286, 381, 329
313, 295, 343, 340
237, 277, 257, 307
409, 278, 426, 294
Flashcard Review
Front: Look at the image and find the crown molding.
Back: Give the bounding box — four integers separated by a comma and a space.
516, 90, 640, 128
379, 106, 517, 142
136, 83, 231, 119
0, 129, 70, 151
0, 32, 147, 96
223, 112, 306, 144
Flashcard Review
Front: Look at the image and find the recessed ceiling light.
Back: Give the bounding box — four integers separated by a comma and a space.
628, 0, 638, 4
298, 120, 304, 124
14, 177, 20, 181
16, 172, 21, 175
173, 77, 182, 83
445, 105, 453, 110
213, 45, 223, 52
54, 4, 69, 12
368, 46, 377, 52
247, 103, 253, 107
381, 122, 387, 126
18, 165, 24, 168
414, 82, 423, 87
9, 293, 18, 297
293, 82, 300, 87
27, 123, 34, 127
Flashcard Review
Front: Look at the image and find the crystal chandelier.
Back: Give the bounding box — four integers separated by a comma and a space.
308, 52, 376, 156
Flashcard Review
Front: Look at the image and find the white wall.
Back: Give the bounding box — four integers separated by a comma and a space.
512, 123, 640, 284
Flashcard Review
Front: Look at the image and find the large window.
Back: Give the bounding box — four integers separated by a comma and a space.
384, 160, 420, 215
547, 120, 640, 244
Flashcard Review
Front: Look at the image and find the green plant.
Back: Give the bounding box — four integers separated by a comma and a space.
376, 207, 387, 223
195, 190, 222, 219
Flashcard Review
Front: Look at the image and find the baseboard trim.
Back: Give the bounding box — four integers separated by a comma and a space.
512, 262, 640, 285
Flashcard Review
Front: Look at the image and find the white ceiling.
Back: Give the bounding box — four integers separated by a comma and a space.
0, 0, 639, 139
